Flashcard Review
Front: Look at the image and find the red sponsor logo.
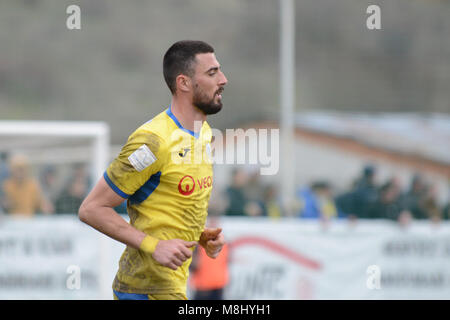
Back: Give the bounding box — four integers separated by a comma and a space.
178, 175, 195, 196
178, 175, 213, 196
197, 176, 213, 190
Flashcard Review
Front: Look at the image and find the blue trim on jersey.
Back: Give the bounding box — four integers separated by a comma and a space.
166, 106, 200, 139
103, 172, 130, 199
129, 171, 162, 205
113, 290, 149, 300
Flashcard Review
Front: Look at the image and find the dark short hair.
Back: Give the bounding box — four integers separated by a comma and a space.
163, 40, 214, 94
311, 181, 330, 191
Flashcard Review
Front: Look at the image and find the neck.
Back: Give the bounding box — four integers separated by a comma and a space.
170, 94, 206, 132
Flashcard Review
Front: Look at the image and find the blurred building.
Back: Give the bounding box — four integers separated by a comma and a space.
213, 112, 450, 208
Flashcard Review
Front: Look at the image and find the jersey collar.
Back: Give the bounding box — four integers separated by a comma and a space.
166, 105, 200, 139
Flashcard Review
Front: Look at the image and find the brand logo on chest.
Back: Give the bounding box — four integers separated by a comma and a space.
178, 175, 213, 196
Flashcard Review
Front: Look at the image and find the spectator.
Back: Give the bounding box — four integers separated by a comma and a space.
335, 186, 356, 219
190, 244, 229, 300
260, 184, 282, 219
368, 179, 403, 220
55, 164, 89, 214
0, 152, 9, 185
244, 170, 264, 206
224, 168, 249, 216
352, 164, 379, 218
443, 202, 450, 220
335, 164, 379, 219
422, 185, 442, 223
244, 201, 264, 217
40, 165, 60, 208
1, 154, 53, 216
242, 170, 266, 217
297, 181, 338, 220
208, 186, 229, 217
399, 174, 428, 220
0, 152, 10, 213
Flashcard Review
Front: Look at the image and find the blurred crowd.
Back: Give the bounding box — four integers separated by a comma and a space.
0, 152, 90, 216
212, 165, 450, 226
333, 165, 449, 224
1, 151, 449, 225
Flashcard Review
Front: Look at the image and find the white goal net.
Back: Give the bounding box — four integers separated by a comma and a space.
0, 120, 109, 216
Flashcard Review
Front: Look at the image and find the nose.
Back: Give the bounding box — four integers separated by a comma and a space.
219, 71, 228, 86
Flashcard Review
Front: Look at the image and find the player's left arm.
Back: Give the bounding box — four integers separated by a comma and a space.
198, 227, 225, 259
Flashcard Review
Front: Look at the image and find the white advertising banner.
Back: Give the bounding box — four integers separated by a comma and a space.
0, 216, 116, 299
0, 216, 449, 299
221, 218, 450, 300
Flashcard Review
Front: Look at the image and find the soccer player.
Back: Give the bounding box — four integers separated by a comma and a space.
78, 40, 227, 300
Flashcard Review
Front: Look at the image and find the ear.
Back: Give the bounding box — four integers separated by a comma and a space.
175, 74, 191, 93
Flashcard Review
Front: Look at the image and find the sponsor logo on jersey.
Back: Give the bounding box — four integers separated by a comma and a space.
178, 175, 213, 195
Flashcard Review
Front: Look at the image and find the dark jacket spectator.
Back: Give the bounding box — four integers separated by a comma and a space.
55, 164, 89, 214
399, 174, 428, 220
336, 165, 378, 218
224, 169, 248, 216
368, 180, 403, 220
443, 203, 450, 220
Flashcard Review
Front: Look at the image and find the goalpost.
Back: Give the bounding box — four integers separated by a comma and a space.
0, 120, 110, 181
0, 120, 112, 299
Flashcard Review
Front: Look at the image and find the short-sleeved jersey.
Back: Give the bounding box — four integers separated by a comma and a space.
105, 107, 214, 295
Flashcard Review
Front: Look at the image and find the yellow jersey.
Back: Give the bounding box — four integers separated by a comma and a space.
105, 107, 213, 295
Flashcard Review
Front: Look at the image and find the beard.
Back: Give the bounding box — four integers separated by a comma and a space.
192, 85, 223, 115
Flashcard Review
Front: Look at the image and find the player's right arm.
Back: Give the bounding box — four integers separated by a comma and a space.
79, 177, 196, 270
78, 129, 195, 270
78, 177, 147, 250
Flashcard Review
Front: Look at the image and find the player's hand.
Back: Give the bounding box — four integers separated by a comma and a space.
199, 228, 225, 259
152, 239, 197, 271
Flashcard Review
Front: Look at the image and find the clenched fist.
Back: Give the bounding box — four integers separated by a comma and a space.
152, 239, 197, 270
199, 227, 225, 259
